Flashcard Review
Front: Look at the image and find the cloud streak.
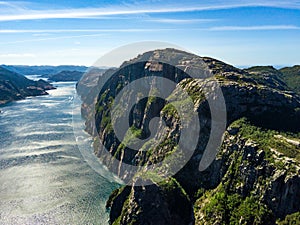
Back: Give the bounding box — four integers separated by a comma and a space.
0, 33, 109, 45
209, 25, 300, 31
147, 18, 218, 24
0, 29, 177, 45
0, 53, 36, 58
1, 25, 299, 35
0, 28, 176, 34
0, 1, 299, 21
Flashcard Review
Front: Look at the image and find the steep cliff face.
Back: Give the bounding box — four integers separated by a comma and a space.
0, 66, 55, 106
79, 49, 300, 224
107, 177, 194, 225
194, 118, 300, 224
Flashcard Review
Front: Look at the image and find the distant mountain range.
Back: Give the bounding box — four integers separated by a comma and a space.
45, 70, 84, 82
0, 66, 55, 106
1, 65, 88, 76
1, 65, 110, 82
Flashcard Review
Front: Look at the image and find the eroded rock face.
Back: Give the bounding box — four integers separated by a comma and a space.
108, 178, 194, 225
264, 173, 300, 218
78, 48, 300, 224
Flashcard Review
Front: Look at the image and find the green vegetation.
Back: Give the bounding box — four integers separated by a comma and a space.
196, 185, 272, 225
113, 126, 143, 159
277, 212, 300, 225
96, 92, 114, 131
279, 66, 300, 95
161, 103, 179, 118
47, 70, 83, 82
245, 65, 300, 95
244, 66, 287, 88
100, 50, 300, 225
230, 118, 300, 162
0, 66, 55, 105
193, 117, 300, 225
113, 194, 133, 225
179, 78, 206, 102
246, 66, 281, 75
230, 196, 272, 224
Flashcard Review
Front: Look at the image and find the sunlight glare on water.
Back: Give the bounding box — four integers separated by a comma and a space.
0, 81, 118, 225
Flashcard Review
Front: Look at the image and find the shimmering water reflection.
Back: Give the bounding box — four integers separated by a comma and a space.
0, 82, 118, 225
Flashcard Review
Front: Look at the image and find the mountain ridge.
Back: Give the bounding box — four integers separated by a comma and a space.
77, 48, 300, 224
0, 66, 55, 106
1, 65, 88, 76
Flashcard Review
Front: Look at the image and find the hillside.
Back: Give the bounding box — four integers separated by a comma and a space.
2, 65, 88, 76
0, 66, 55, 106
279, 66, 300, 95
245, 65, 300, 95
78, 49, 300, 225
47, 70, 84, 82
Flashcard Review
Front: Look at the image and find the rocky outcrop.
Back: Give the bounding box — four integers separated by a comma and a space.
264, 173, 300, 218
78, 48, 300, 224
0, 66, 55, 105
245, 65, 300, 95
108, 178, 193, 225
193, 119, 300, 224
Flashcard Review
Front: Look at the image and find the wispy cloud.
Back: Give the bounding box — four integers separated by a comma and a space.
0, 29, 176, 44
209, 25, 300, 31
0, 1, 25, 10
0, 28, 175, 34
147, 18, 217, 24
1, 33, 108, 44
0, 1, 299, 21
0, 53, 36, 58
0, 25, 299, 39
0, 7, 214, 21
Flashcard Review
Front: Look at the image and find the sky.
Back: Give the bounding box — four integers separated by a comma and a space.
0, 0, 299, 67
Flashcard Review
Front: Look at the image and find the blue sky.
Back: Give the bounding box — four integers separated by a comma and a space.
0, 0, 299, 67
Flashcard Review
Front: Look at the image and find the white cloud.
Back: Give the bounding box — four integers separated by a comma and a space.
0, 1, 25, 10
0, 1, 299, 21
147, 18, 217, 24
1, 33, 109, 45
209, 25, 300, 31
0, 28, 175, 34
0, 7, 203, 21
0, 53, 36, 58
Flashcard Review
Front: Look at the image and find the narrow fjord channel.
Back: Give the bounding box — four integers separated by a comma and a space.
0, 80, 118, 224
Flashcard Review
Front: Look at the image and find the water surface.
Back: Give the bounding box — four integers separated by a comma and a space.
0, 81, 118, 224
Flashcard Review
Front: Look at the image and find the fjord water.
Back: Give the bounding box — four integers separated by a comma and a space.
0, 81, 118, 224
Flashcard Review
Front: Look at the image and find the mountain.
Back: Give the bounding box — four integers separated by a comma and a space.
279, 66, 300, 95
47, 70, 84, 82
78, 49, 300, 225
0, 66, 55, 106
2, 65, 88, 76
245, 65, 300, 95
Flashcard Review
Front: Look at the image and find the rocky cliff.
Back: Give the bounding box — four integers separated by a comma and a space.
79, 49, 300, 224
0, 66, 55, 106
